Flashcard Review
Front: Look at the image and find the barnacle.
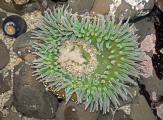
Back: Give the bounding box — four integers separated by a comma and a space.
32, 6, 142, 113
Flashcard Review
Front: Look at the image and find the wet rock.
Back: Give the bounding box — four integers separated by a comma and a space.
37, 0, 67, 14
155, 0, 163, 12
56, 101, 99, 120
13, 62, 59, 119
91, 0, 154, 20
0, 111, 3, 120
130, 95, 156, 120
134, 16, 155, 43
0, 12, 7, 29
68, 0, 95, 14
91, 0, 110, 15
2, 110, 22, 120
119, 86, 139, 107
156, 103, 163, 119
97, 112, 113, 120
141, 71, 163, 100
3, 96, 13, 110
153, 10, 163, 80
13, 32, 37, 63
97, 106, 131, 120
12, 0, 30, 5
0, 71, 11, 95
114, 110, 131, 120
0, 41, 10, 70
0, 0, 40, 15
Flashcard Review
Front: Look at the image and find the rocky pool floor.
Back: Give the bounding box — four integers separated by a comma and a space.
0, 0, 163, 120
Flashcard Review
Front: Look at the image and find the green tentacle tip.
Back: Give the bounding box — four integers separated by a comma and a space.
32, 6, 142, 114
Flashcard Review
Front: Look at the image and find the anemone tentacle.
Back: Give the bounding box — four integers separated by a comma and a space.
32, 6, 142, 114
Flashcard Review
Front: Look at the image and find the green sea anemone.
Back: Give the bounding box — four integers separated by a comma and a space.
32, 6, 142, 113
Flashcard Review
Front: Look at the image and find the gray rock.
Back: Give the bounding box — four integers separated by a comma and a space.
56, 101, 99, 120
0, 0, 40, 15
13, 32, 37, 63
0, 70, 11, 95
2, 110, 22, 120
130, 95, 156, 120
97, 112, 113, 120
155, 0, 163, 12
134, 16, 155, 42
91, 0, 154, 20
0, 12, 7, 29
142, 71, 163, 99
0, 111, 3, 120
0, 41, 10, 70
68, 0, 95, 14
13, 62, 59, 119
156, 103, 163, 120
134, 15, 163, 101
114, 110, 131, 120
37, 0, 58, 14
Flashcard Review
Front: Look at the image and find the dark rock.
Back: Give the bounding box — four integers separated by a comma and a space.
0, 111, 3, 120
12, 0, 30, 5
91, 0, 154, 20
0, 0, 40, 15
56, 101, 99, 120
13, 32, 37, 63
3, 96, 13, 110
97, 112, 113, 120
0, 12, 7, 29
2, 110, 22, 120
97, 107, 132, 120
37, 0, 66, 14
0, 41, 10, 70
156, 103, 163, 119
142, 71, 163, 99
91, 0, 109, 15
130, 94, 156, 120
13, 62, 59, 119
68, 0, 95, 14
114, 110, 131, 120
153, 11, 163, 80
134, 16, 155, 43
0, 71, 11, 95
155, 0, 163, 12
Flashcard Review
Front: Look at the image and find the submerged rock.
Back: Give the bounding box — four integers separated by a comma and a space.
13, 0, 30, 5
68, 0, 95, 14
0, 41, 10, 70
2, 110, 22, 120
13, 62, 59, 119
130, 95, 156, 120
156, 103, 163, 119
91, 0, 154, 20
155, 0, 163, 12
0, 12, 7, 29
0, 0, 40, 15
13, 32, 37, 63
56, 101, 99, 120
0, 71, 11, 95
97, 112, 113, 120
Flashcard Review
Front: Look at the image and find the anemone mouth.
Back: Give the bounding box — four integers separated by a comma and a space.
57, 40, 97, 77
32, 6, 142, 114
